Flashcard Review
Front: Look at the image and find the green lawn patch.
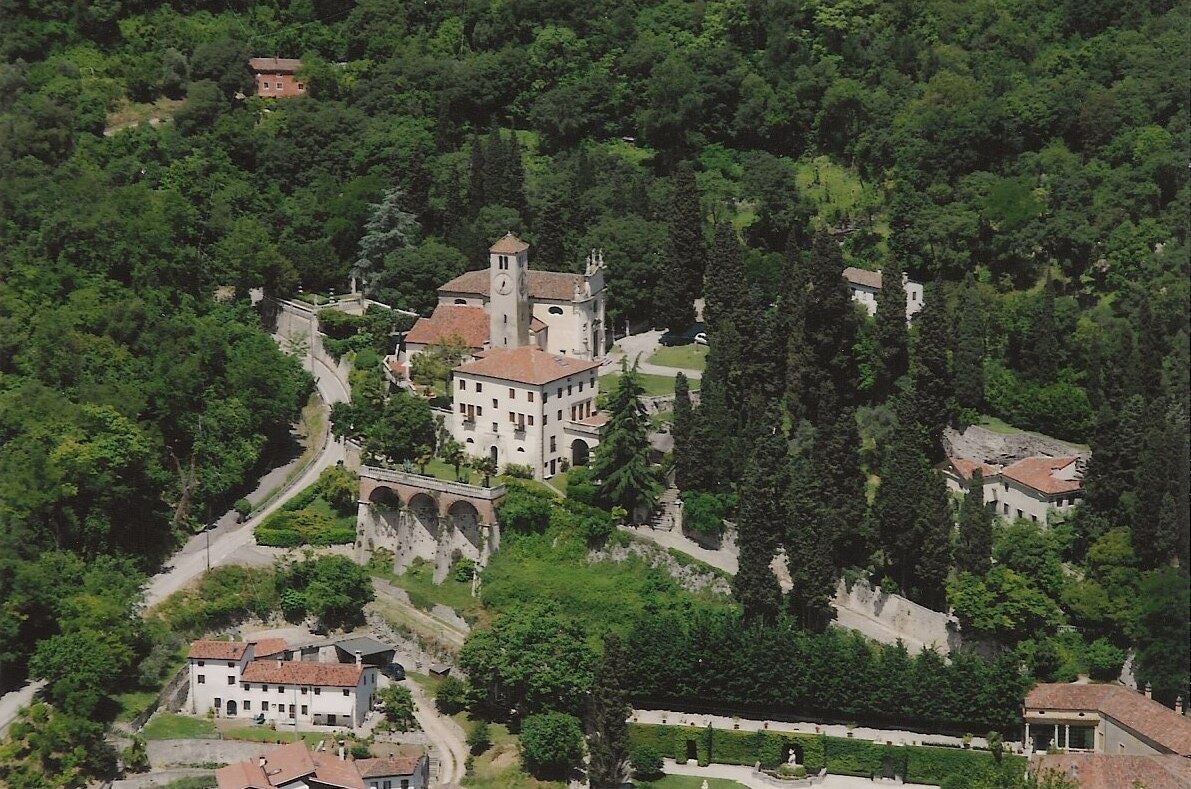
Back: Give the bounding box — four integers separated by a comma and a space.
220, 727, 327, 748
114, 689, 158, 722
978, 414, 1022, 434
142, 713, 217, 740
372, 558, 484, 624
648, 344, 709, 371
254, 467, 357, 547
161, 777, 216, 789
600, 372, 700, 397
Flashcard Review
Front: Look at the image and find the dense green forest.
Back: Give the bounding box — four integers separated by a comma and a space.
0, 0, 1187, 784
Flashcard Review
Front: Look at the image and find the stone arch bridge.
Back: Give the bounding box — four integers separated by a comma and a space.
357, 467, 506, 582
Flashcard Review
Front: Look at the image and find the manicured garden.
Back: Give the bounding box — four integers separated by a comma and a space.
254, 466, 358, 547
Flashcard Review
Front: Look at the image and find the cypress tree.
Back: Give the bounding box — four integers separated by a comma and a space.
780, 238, 810, 424
909, 280, 954, 460
956, 469, 993, 575
671, 373, 696, 491
732, 420, 787, 624
587, 633, 631, 788
655, 162, 704, 332
1136, 299, 1165, 401
872, 420, 929, 593
813, 404, 870, 568
1134, 408, 1179, 569
915, 469, 954, 610
873, 255, 909, 402
704, 222, 753, 335
503, 130, 528, 218
591, 361, 661, 517
785, 451, 839, 631
533, 176, 572, 270
952, 274, 986, 412
803, 232, 860, 423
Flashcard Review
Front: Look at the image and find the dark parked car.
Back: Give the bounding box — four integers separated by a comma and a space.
381, 662, 406, 680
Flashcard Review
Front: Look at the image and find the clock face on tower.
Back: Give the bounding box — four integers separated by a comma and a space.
494, 273, 512, 295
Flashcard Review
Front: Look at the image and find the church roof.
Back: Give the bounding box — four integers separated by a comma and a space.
489, 232, 530, 254
454, 346, 600, 386
406, 305, 489, 349
438, 270, 583, 302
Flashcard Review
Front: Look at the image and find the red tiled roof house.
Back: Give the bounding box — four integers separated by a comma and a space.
249, 58, 306, 98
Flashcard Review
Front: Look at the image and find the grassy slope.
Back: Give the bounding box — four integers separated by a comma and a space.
142, 713, 217, 740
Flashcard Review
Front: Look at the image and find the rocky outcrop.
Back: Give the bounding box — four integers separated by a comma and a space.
943, 425, 1089, 466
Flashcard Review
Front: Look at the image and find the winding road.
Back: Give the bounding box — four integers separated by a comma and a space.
0, 346, 351, 736
408, 679, 468, 787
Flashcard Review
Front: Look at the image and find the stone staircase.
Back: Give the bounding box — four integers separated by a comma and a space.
650, 487, 681, 531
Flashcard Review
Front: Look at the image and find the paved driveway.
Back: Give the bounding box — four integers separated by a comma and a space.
606, 329, 704, 380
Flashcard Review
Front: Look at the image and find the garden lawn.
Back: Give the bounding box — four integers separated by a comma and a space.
142, 713, 217, 740
647, 344, 709, 371
113, 689, 158, 722
600, 372, 700, 397
456, 716, 563, 789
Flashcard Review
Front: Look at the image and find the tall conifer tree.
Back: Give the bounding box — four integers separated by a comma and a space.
956, 469, 993, 575
656, 162, 704, 331
909, 280, 954, 460
813, 405, 870, 567
672, 373, 696, 491
732, 419, 787, 624
467, 135, 486, 213
803, 232, 859, 423
780, 238, 810, 424
873, 256, 909, 401
785, 451, 838, 631
953, 274, 986, 411
1020, 281, 1059, 382
591, 362, 660, 516
587, 634, 631, 788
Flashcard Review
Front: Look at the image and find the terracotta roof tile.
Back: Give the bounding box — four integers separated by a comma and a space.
252, 639, 288, 658
310, 752, 368, 789
944, 457, 1000, 481
242, 660, 364, 688
406, 305, 489, 349
355, 755, 424, 778
1033, 753, 1191, 789
454, 346, 600, 386
215, 759, 272, 789
438, 269, 583, 301
248, 57, 303, 73
576, 413, 609, 427
1002, 456, 1082, 495
844, 266, 883, 289
489, 232, 530, 254
189, 640, 249, 660
530, 316, 547, 332
1025, 683, 1191, 755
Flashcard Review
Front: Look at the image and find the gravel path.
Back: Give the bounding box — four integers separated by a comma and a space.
407, 679, 467, 787
605, 328, 704, 380
147, 738, 271, 769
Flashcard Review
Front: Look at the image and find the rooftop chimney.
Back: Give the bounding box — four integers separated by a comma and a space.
354, 649, 363, 666
338, 742, 346, 761
1177, 696, 1185, 715
1145, 684, 1153, 699
258, 755, 266, 768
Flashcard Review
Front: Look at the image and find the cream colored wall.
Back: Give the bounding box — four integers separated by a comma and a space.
450, 369, 599, 479
188, 654, 249, 715
985, 477, 1074, 526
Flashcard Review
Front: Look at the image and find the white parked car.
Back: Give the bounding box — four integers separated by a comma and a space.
693, 332, 708, 346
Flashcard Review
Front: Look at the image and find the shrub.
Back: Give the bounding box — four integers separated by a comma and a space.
565, 465, 597, 505
350, 743, 371, 759
233, 498, 252, 520
519, 712, 584, 780
452, 557, 476, 582
1085, 638, 1126, 681
379, 685, 417, 731
122, 735, 149, 773
435, 676, 468, 714
502, 463, 535, 479
630, 745, 663, 779
681, 491, 732, 536
467, 721, 492, 754
496, 485, 554, 534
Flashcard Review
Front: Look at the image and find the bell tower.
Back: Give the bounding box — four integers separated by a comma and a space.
489, 232, 531, 348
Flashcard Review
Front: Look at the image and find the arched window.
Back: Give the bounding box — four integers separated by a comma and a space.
548, 306, 564, 315
454, 298, 468, 305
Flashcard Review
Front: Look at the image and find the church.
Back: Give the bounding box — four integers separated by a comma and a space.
407, 234, 607, 480
404, 233, 607, 361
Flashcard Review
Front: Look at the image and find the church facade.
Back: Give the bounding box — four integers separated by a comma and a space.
417, 234, 607, 361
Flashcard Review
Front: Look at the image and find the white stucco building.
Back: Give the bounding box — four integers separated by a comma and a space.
941, 455, 1084, 525
843, 266, 924, 321
405, 234, 607, 361
187, 640, 378, 728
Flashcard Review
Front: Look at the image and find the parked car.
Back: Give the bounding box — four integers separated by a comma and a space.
252, 713, 265, 724
381, 662, 406, 680
693, 332, 708, 346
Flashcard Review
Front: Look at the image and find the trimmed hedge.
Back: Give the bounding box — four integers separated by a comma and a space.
626, 723, 1025, 783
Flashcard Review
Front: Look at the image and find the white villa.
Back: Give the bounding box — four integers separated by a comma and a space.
843, 267, 924, 321
404, 233, 607, 362
187, 639, 378, 728
941, 455, 1084, 525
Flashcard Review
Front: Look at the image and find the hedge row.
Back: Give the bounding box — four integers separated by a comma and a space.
626, 724, 1024, 784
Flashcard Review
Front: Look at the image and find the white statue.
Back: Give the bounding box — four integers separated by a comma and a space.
787, 748, 799, 766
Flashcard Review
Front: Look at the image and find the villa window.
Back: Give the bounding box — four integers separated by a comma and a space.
197, 661, 205, 667
459, 380, 466, 390
548, 306, 564, 315
262, 702, 269, 711
528, 392, 534, 402
227, 662, 234, 668
509, 388, 515, 398
343, 689, 350, 696
301, 688, 307, 695
244, 701, 251, 710
227, 676, 235, 685
198, 675, 205, 684
314, 688, 321, 696
301, 705, 308, 715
